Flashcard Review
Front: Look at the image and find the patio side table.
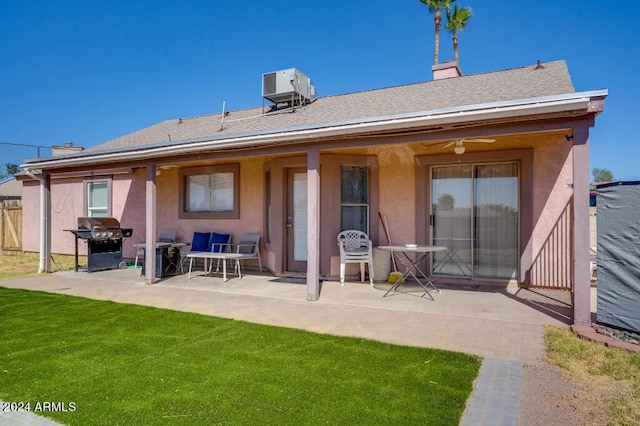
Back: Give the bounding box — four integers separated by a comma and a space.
376, 245, 446, 299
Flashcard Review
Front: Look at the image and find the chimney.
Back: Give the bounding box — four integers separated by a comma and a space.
432, 60, 463, 80
52, 141, 84, 156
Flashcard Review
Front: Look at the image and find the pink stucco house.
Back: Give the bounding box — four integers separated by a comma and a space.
18, 60, 607, 325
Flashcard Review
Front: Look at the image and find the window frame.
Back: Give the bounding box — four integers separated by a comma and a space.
178, 163, 240, 219
340, 164, 370, 234
84, 178, 112, 218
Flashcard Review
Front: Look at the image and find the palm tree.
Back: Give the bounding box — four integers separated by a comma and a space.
419, 0, 455, 65
444, 4, 472, 63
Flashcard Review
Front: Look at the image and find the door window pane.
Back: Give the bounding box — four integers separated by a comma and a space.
265, 171, 271, 244
293, 173, 307, 261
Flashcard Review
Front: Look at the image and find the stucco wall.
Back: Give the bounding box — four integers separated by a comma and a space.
376, 145, 416, 246
353, 134, 575, 287
324, 146, 416, 279
22, 177, 86, 254
123, 159, 265, 260
21, 181, 40, 253
528, 137, 574, 287
22, 134, 578, 287
21, 159, 265, 260
115, 172, 144, 258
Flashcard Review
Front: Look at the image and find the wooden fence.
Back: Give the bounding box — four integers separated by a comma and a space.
1, 200, 22, 254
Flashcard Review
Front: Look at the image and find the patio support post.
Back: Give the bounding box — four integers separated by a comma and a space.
572, 125, 591, 326
38, 171, 52, 274
145, 164, 157, 285
306, 148, 321, 301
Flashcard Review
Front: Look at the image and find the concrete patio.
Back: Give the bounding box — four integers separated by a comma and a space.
0, 266, 597, 363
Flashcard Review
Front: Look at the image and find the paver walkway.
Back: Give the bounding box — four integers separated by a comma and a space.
462, 359, 523, 426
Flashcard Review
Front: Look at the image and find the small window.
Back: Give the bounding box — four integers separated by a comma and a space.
341, 165, 369, 233
87, 181, 109, 217
179, 164, 240, 219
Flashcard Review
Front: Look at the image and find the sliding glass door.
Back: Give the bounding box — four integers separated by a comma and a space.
430, 163, 519, 280
431, 166, 473, 277
474, 163, 519, 279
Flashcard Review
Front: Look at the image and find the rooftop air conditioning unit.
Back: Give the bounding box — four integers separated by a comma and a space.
262, 68, 316, 107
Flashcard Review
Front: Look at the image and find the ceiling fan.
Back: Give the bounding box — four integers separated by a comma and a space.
443, 139, 495, 154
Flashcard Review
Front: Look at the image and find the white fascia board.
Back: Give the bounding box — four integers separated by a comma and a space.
22, 90, 605, 171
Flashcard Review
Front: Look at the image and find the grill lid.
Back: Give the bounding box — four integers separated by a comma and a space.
77, 217, 121, 230
77, 217, 123, 239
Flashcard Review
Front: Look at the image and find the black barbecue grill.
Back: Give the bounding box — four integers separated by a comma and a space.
66, 217, 132, 272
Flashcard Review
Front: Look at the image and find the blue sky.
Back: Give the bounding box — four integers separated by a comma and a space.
1, 0, 637, 180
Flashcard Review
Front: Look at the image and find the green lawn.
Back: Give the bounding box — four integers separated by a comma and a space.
0, 287, 481, 425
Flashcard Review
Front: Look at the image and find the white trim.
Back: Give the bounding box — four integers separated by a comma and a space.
22, 90, 606, 171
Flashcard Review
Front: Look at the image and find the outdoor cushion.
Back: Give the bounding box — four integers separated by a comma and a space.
191, 232, 211, 252
208, 232, 231, 252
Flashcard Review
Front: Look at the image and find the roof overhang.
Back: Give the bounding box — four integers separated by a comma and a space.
21, 89, 607, 172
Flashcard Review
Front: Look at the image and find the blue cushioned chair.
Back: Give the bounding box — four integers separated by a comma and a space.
192, 232, 211, 252
208, 232, 232, 253
180, 232, 211, 269
208, 232, 232, 273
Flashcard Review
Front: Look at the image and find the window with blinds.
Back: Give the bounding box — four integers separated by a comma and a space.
179, 164, 240, 219
187, 172, 234, 212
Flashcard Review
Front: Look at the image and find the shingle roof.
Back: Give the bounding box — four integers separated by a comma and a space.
91, 60, 575, 152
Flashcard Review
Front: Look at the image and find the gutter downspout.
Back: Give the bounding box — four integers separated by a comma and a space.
25, 170, 50, 274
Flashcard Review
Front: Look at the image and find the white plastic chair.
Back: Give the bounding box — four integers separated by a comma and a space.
337, 230, 374, 286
